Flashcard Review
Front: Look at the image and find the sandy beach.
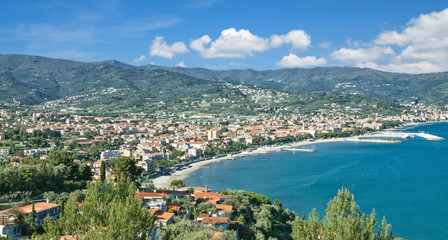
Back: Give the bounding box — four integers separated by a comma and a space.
152, 156, 235, 189
151, 135, 404, 189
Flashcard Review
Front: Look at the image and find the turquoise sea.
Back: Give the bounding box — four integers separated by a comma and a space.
185, 123, 448, 239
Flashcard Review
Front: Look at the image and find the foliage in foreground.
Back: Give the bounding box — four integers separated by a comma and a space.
43, 180, 156, 240
40, 182, 394, 240
291, 188, 394, 240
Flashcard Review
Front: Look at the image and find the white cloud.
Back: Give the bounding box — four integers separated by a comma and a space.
376, 9, 448, 46
190, 28, 312, 58
176, 61, 186, 67
150, 36, 189, 59
318, 41, 331, 50
330, 46, 395, 63
190, 28, 270, 58
190, 35, 212, 53
277, 53, 327, 67
368, 8, 448, 73
132, 55, 146, 63
358, 61, 441, 74
270, 30, 311, 50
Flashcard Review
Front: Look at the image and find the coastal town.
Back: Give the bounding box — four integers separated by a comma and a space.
0, 101, 446, 239
0, 102, 446, 178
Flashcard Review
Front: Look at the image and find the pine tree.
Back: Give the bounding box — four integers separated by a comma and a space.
23, 203, 36, 235
291, 188, 394, 240
100, 160, 106, 181
110, 156, 143, 180
9, 144, 15, 154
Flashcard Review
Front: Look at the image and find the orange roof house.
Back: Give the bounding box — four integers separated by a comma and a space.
155, 212, 175, 226
201, 217, 229, 230
193, 192, 227, 204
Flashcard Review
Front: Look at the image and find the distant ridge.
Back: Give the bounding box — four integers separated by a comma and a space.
0, 54, 447, 110
135, 63, 448, 106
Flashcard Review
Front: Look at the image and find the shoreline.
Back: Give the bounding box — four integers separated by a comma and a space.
151, 137, 400, 188
151, 121, 446, 189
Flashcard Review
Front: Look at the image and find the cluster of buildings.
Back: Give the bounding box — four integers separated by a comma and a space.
0, 186, 233, 239
0, 103, 447, 176
138, 186, 232, 230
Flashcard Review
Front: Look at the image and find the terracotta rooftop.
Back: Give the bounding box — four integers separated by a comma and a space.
216, 204, 233, 212
193, 192, 227, 201
201, 217, 229, 226
155, 212, 175, 222
136, 192, 167, 198
19, 202, 60, 214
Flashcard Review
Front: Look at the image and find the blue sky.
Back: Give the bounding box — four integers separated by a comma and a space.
1, 0, 447, 73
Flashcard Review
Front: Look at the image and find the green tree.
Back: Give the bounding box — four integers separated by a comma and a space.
186, 187, 194, 195
77, 164, 93, 181
249, 192, 272, 207
43, 191, 58, 203
169, 179, 185, 189
161, 219, 213, 240
291, 188, 394, 240
110, 156, 143, 181
43, 180, 156, 240
9, 144, 15, 154
23, 203, 36, 235
49, 151, 74, 167
100, 160, 106, 181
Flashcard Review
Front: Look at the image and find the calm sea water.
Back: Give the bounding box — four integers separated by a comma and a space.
185, 123, 448, 239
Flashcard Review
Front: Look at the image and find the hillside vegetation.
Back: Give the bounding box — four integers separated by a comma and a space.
0, 54, 410, 115
139, 63, 448, 106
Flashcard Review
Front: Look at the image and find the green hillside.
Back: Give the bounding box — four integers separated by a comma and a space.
0, 54, 408, 115
139, 64, 448, 106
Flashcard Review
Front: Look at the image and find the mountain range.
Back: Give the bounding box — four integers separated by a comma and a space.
0, 54, 445, 114
134, 63, 448, 106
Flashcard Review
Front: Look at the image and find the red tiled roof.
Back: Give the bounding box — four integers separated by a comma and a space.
201, 217, 229, 225
193, 192, 227, 201
18, 202, 60, 214
216, 204, 233, 212
155, 212, 175, 222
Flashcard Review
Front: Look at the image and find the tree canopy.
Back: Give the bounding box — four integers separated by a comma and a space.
169, 179, 185, 189
43, 180, 156, 240
110, 156, 143, 180
291, 188, 394, 240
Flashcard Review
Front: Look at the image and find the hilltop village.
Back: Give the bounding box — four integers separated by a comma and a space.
0, 102, 446, 239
